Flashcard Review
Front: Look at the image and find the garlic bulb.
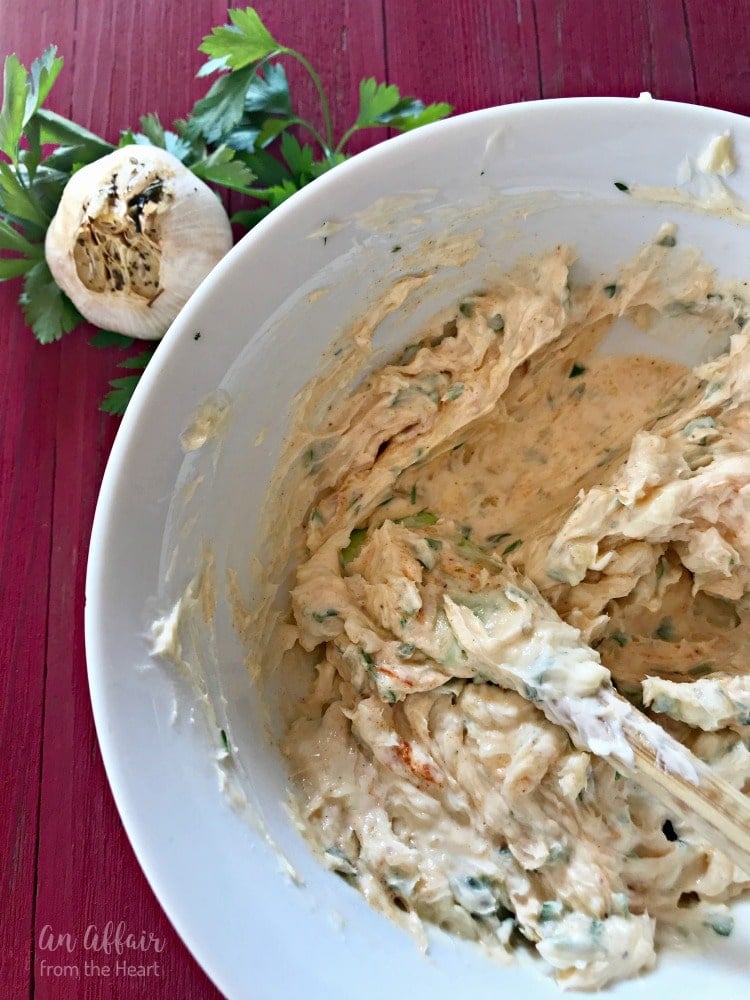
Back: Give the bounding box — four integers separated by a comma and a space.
45, 145, 233, 339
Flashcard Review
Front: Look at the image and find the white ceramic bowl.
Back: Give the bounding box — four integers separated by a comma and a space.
86, 98, 750, 999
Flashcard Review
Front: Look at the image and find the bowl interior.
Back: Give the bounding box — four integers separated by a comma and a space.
87, 98, 750, 999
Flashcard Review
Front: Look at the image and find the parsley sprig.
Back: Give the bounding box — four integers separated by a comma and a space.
0, 6, 451, 414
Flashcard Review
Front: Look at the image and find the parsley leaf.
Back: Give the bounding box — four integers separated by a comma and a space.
207, 64, 294, 153
0, 55, 27, 161
353, 84, 452, 132
89, 330, 135, 348
42, 144, 111, 174
189, 145, 257, 193
0, 49, 64, 164
234, 148, 291, 186
356, 78, 401, 126
280, 131, 313, 181
253, 178, 299, 209
198, 7, 279, 70
0, 215, 43, 258
377, 97, 453, 132
308, 151, 348, 178
20, 115, 42, 176
36, 107, 113, 152
133, 111, 168, 147
117, 349, 154, 370
20, 165, 70, 224
131, 112, 194, 161
230, 206, 272, 229
0, 212, 43, 279
0, 159, 49, 227
184, 63, 257, 144
100, 347, 156, 414
196, 57, 231, 80
20, 259, 83, 343
24, 48, 64, 125
100, 376, 143, 416
0, 255, 36, 279
337, 78, 451, 150
243, 62, 291, 117
249, 117, 290, 150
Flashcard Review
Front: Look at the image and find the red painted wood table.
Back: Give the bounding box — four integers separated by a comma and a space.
2, 2, 749, 997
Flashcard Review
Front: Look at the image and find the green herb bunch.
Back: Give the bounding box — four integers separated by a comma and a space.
0, 6, 451, 413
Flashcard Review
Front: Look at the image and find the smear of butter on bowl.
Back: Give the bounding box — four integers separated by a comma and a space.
149, 550, 304, 887
354, 191, 438, 233
628, 131, 750, 224
307, 219, 347, 241
180, 390, 232, 453
697, 132, 737, 176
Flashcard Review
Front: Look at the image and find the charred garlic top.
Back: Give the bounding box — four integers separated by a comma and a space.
45, 145, 233, 339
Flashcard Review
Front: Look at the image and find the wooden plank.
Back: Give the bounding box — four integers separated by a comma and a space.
36, 358, 218, 1000
384, 0, 543, 110
0, 6, 74, 997
535, 0, 696, 100
0, 308, 60, 999
685, 0, 750, 114
31, 2, 229, 998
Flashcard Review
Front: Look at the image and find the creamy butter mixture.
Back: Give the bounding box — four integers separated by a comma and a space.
279, 234, 750, 990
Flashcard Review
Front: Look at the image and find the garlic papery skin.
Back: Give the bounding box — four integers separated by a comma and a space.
45, 145, 233, 339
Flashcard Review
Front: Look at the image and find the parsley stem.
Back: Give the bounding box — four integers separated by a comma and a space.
290, 116, 329, 156
335, 123, 359, 154
335, 120, 387, 154
280, 48, 334, 154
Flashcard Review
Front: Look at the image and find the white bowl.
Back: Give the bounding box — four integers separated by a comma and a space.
86, 98, 750, 999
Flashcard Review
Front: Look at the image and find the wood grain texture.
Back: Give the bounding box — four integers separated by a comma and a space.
384, 0, 543, 109
0, 8, 74, 998
0, 309, 60, 999
535, 0, 697, 101
20, 4, 231, 997
2, 1, 750, 998
685, 0, 750, 115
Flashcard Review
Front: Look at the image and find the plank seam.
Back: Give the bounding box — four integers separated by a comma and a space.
680, 0, 699, 101
29, 438, 56, 1000
381, 0, 389, 79
530, 0, 545, 99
